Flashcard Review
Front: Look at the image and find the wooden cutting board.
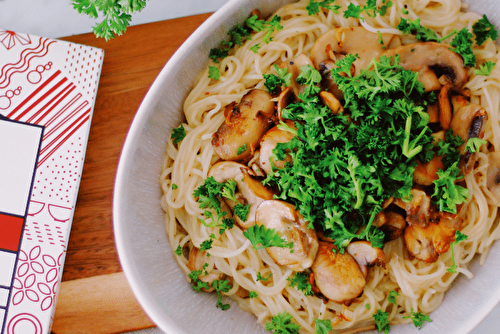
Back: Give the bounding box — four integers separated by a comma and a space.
50, 13, 212, 334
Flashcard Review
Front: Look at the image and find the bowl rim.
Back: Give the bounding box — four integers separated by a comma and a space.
112, 0, 257, 332
112, 0, 500, 332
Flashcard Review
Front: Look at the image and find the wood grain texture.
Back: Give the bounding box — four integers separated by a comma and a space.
58, 13, 211, 282
52, 272, 155, 334
50, 13, 211, 333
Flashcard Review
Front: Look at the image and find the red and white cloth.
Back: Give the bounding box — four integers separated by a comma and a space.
0, 29, 103, 334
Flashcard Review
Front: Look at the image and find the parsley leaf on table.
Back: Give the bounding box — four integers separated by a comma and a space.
472, 14, 499, 46
265, 311, 300, 334
72, 0, 147, 40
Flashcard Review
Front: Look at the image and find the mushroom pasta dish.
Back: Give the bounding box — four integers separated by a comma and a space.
160, 0, 500, 332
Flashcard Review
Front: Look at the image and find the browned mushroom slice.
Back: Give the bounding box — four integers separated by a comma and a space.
255, 200, 318, 271
212, 89, 275, 162
319, 91, 344, 115
486, 152, 500, 203
277, 86, 295, 121
450, 103, 488, 173
379, 42, 468, 92
346, 241, 386, 277
413, 155, 444, 186
404, 221, 457, 263
208, 161, 275, 229
311, 241, 366, 303
310, 27, 399, 73
259, 123, 296, 175
376, 211, 407, 242
394, 189, 432, 226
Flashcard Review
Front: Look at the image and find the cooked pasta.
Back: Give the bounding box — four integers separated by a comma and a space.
160, 0, 500, 332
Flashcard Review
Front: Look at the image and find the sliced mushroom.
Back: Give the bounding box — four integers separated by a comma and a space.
277, 86, 296, 121
311, 241, 366, 303
375, 210, 407, 242
450, 103, 488, 173
279, 53, 315, 97
255, 200, 318, 271
319, 91, 344, 115
346, 241, 386, 277
394, 189, 433, 227
413, 155, 444, 186
379, 42, 468, 91
404, 221, 457, 263
486, 151, 500, 203
188, 247, 223, 289
310, 27, 399, 73
438, 80, 453, 130
212, 89, 275, 162
259, 123, 296, 175
208, 161, 275, 229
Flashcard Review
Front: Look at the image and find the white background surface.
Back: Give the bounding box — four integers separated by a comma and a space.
0, 1, 498, 333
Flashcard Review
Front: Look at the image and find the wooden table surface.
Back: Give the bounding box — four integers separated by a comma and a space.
49, 13, 212, 334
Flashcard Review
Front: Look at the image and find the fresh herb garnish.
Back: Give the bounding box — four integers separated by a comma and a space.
212, 279, 232, 310
314, 318, 333, 334
170, 124, 186, 144
243, 224, 294, 250
388, 290, 399, 305
257, 272, 272, 281
72, 0, 147, 40
306, 0, 341, 16
373, 309, 390, 334
465, 137, 487, 153
403, 308, 432, 329
397, 18, 438, 42
287, 272, 314, 296
200, 238, 214, 251
472, 14, 499, 46
474, 61, 497, 76
265, 311, 300, 334
172, 184, 178, 190
245, 14, 283, 44
263, 64, 292, 94
249, 291, 258, 298
208, 66, 221, 80
343, 0, 393, 21
237, 144, 247, 155
174, 245, 183, 256
450, 28, 476, 67
265, 54, 444, 252
188, 269, 210, 292
447, 230, 468, 273
432, 161, 469, 214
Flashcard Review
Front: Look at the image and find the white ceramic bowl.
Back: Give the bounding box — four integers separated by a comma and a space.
113, 1, 500, 333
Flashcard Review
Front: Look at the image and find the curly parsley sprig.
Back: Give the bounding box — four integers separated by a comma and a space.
72, 0, 147, 40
